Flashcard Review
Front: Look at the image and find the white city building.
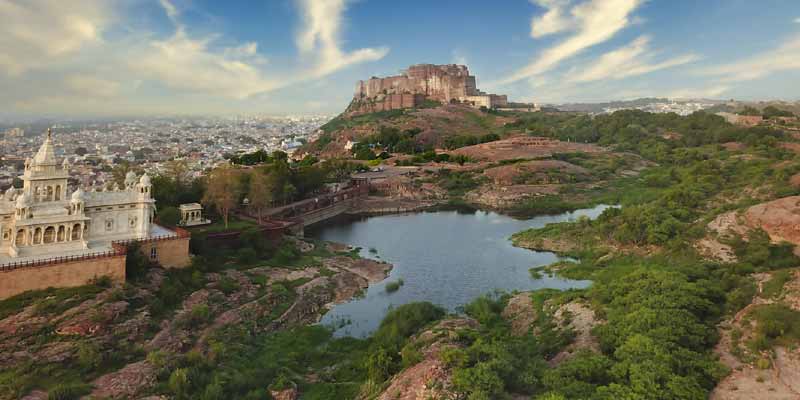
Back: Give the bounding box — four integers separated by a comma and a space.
0, 130, 165, 263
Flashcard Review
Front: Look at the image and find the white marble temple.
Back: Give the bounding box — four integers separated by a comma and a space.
0, 130, 161, 264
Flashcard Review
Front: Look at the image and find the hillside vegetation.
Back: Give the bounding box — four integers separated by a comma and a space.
307, 104, 514, 157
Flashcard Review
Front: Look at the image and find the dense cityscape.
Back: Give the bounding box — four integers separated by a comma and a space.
0, 115, 329, 189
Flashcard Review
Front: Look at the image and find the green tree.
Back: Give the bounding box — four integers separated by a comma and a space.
247, 169, 276, 222
202, 164, 241, 228
158, 206, 181, 227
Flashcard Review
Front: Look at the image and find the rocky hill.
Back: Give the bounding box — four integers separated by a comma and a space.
306, 104, 518, 158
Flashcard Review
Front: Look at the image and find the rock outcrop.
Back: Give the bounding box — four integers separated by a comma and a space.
377, 318, 479, 400
744, 196, 800, 253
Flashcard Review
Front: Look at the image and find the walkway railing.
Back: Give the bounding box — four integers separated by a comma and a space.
0, 248, 126, 271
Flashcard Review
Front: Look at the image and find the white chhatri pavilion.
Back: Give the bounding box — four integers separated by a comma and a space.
0, 129, 165, 263
179, 203, 211, 226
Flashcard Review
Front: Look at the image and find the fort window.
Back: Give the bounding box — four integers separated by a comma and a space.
2, 231, 8, 240
105, 219, 114, 231
150, 246, 157, 261
33, 227, 42, 245
55, 185, 61, 201
57, 226, 65, 242
15, 229, 25, 246
71, 224, 81, 240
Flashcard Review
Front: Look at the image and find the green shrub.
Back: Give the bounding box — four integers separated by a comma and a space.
218, 277, 240, 295
400, 347, 423, 368
77, 341, 102, 371
762, 270, 793, 299
385, 279, 404, 293
47, 383, 90, 400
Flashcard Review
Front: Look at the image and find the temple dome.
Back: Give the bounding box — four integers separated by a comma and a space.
15, 192, 30, 208
139, 173, 151, 186
32, 128, 57, 166
125, 171, 137, 186
71, 188, 85, 202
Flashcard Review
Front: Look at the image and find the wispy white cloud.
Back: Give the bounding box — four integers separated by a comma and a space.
794, 17, 800, 24
129, 0, 278, 99
500, 0, 644, 85
529, 0, 574, 38
0, 0, 387, 114
295, 0, 388, 78
700, 34, 800, 82
158, 0, 179, 24
451, 49, 469, 66
569, 35, 699, 82
0, 0, 112, 76
133, 30, 280, 99
661, 85, 730, 99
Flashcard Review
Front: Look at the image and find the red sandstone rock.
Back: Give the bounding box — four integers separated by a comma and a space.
269, 386, 299, 400
790, 173, 800, 188
744, 196, 800, 252
91, 360, 156, 399
452, 136, 604, 162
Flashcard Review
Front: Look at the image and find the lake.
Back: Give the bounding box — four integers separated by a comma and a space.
306, 205, 611, 337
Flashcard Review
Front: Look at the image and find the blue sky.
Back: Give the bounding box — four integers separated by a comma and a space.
1, 0, 799, 117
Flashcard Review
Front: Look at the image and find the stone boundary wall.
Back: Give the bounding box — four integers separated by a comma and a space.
0, 225, 192, 299
0, 252, 125, 299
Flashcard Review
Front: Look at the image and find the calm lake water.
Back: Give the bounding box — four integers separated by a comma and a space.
306, 205, 610, 338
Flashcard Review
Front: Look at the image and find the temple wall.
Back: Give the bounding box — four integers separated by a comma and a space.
0, 254, 125, 299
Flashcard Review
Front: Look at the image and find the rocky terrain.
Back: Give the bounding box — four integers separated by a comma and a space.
0, 239, 392, 399
374, 318, 479, 400
372, 292, 602, 400
697, 196, 800, 262
449, 136, 604, 162
711, 269, 800, 400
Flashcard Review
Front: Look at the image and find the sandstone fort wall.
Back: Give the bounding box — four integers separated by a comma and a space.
350, 64, 507, 115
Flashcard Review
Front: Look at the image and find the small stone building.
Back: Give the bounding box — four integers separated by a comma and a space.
179, 203, 210, 226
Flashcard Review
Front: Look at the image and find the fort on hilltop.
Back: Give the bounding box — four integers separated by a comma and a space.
349, 64, 509, 114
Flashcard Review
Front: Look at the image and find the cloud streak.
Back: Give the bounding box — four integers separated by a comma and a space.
129, 0, 279, 99
569, 35, 699, 82
295, 0, 388, 79
0, 0, 388, 113
500, 0, 644, 85
700, 34, 800, 82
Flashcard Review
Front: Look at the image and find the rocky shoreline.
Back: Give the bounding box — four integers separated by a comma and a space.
348, 196, 441, 216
